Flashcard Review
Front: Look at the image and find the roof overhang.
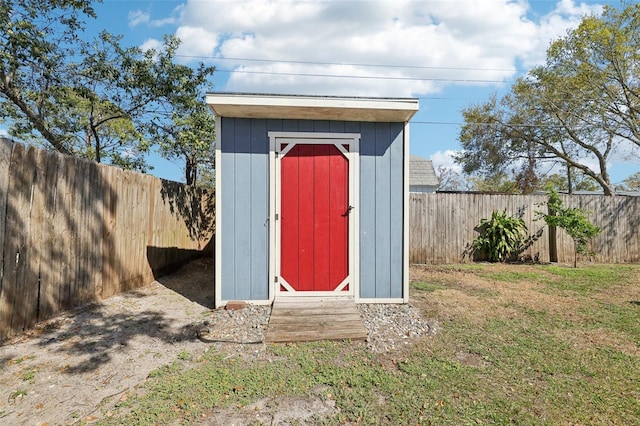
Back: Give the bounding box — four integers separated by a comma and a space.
206, 93, 419, 122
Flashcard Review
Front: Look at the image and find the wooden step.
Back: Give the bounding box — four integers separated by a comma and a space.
265, 299, 368, 343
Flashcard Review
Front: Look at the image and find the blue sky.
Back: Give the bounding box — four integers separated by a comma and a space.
68, 1, 640, 184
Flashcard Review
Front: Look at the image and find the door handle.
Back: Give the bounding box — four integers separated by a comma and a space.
342, 205, 354, 216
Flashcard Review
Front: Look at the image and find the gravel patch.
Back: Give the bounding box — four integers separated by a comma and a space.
358, 303, 438, 353
197, 301, 437, 356
198, 305, 272, 345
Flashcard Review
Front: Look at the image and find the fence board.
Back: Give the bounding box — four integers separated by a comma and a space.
100, 165, 117, 299
38, 151, 60, 321
0, 139, 12, 337
410, 192, 640, 265
3, 144, 36, 335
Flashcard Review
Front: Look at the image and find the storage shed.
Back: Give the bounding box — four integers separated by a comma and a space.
207, 93, 419, 307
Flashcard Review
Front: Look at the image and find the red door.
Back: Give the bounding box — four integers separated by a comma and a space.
279, 143, 350, 293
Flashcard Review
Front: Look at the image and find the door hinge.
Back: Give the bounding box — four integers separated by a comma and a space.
274, 276, 278, 283
275, 213, 279, 220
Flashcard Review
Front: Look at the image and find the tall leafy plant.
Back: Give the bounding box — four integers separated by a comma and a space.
536, 190, 601, 267
472, 210, 528, 262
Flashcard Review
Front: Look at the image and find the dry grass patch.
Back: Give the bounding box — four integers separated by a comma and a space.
557, 327, 640, 357
411, 263, 586, 325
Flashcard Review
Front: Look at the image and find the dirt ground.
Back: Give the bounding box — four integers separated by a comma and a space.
0, 258, 216, 425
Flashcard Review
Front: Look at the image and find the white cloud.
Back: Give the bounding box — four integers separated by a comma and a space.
150, 17, 179, 27
161, 0, 603, 96
430, 150, 463, 174
555, 0, 600, 16
139, 38, 163, 53
175, 26, 219, 58
520, 1, 603, 66
128, 10, 150, 28
129, 5, 183, 28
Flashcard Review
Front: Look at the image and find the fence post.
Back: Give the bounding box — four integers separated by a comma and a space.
547, 200, 558, 263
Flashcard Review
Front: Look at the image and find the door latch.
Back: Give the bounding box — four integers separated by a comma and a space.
342, 205, 354, 216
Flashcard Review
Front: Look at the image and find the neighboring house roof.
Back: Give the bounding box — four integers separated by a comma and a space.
410, 155, 439, 187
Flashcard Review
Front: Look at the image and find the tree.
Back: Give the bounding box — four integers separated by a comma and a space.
540, 171, 599, 193
456, 3, 640, 196
0, 0, 97, 155
145, 44, 216, 186
514, 156, 540, 194
536, 190, 601, 267
436, 165, 469, 191
468, 172, 520, 194
616, 171, 640, 191
1, 1, 216, 174
154, 103, 215, 186
52, 85, 149, 170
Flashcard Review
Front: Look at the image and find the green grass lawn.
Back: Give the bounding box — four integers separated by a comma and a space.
99, 263, 640, 425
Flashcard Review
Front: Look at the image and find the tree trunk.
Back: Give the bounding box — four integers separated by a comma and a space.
95, 135, 101, 164
548, 203, 558, 263
185, 157, 196, 185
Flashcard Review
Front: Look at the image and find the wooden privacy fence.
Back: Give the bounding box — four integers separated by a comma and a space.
0, 139, 214, 341
410, 192, 640, 265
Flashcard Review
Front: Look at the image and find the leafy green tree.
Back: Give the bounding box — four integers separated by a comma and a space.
53, 86, 148, 170
540, 170, 599, 193
0, 0, 96, 155
197, 164, 216, 190
616, 171, 640, 191
1, 1, 215, 174
536, 190, 601, 267
456, 3, 640, 196
146, 47, 216, 185
154, 103, 215, 186
468, 172, 520, 194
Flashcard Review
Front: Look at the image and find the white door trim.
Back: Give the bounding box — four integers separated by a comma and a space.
268, 131, 360, 302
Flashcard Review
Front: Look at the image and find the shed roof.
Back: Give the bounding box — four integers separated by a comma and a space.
206, 93, 419, 122
409, 155, 439, 187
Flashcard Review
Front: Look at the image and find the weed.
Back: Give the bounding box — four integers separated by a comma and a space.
22, 369, 36, 384
147, 361, 182, 379
10, 389, 28, 399
10, 355, 36, 365
177, 350, 192, 361
479, 270, 542, 282
410, 281, 447, 292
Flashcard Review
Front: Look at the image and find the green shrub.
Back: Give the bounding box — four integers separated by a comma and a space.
472, 209, 528, 262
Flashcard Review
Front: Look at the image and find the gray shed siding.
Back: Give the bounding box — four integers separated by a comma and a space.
219, 117, 405, 301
